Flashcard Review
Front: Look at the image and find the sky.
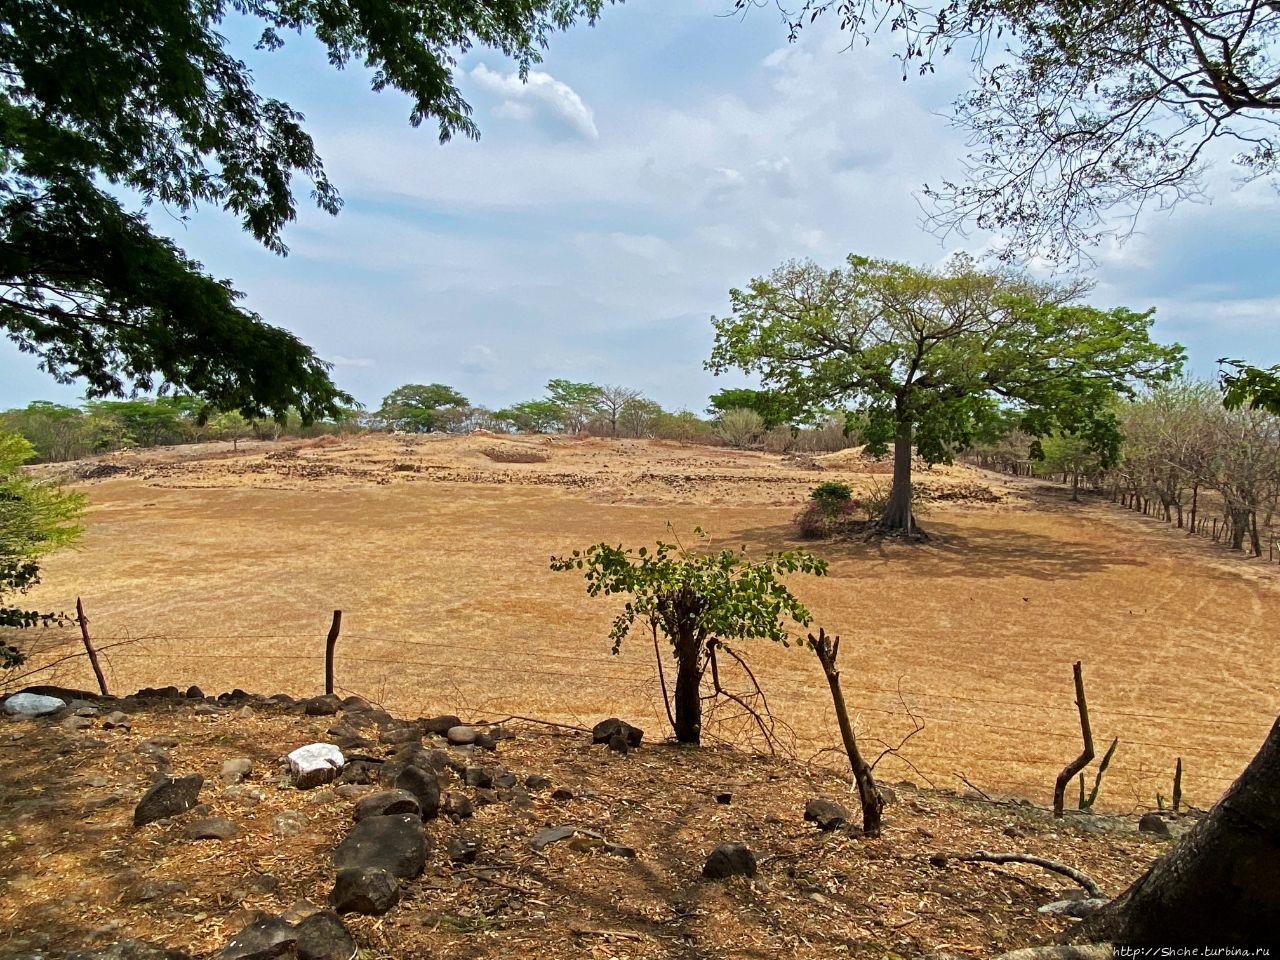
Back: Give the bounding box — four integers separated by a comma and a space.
3, 2, 1278, 415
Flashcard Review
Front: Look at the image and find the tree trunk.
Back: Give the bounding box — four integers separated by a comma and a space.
1068, 716, 1280, 945
1249, 511, 1262, 557
879, 419, 917, 534
1188, 483, 1198, 534
672, 628, 703, 745
1070, 466, 1080, 502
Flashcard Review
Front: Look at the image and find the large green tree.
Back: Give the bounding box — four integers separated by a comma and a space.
378, 383, 468, 432
1, 0, 610, 420
708, 254, 1184, 535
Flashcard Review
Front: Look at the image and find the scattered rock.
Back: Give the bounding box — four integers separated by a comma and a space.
303, 695, 344, 717
271, 810, 309, 837
929, 852, 950, 868
4, 693, 66, 717
446, 725, 477, 746
62, 716, 94, 731
531, 825, 578, 851
339, 760, 380, 785
492, 769, 517, 789
1138, 812, 1172, 837
119, 879, 187, 905
294, 910, 357, 960
447, 834, 480, 864
394, 765, 441, 819
463, 766, 493, 788
551, 787, 574, 802
605, 842, 637, 858
378, 721, 420, 746
194, 703, 221, 717
221, 758, 253, 784
702, 842, 757, 880
421, 715, 463, 736
525, 774, 552, 791
591, 718, 643, 749
66, 940, 190, 960
804, 797, 850, 831
607, 733, 630, 754
288, 743, 345, 790
333, 813, 427, 879
993, 947, 1113, 960
353, 790, 421, 821
715, 791, 732, 804
185, 686, 205, 699
185, 817, 241, 841
224, 784, 267, 805
134, 774, 203, 826
217, 916, 297, 960
473, 731, 497, 751
329, 867, 399, 916
443, 792, 475, 820
1038, 898, 1111, 918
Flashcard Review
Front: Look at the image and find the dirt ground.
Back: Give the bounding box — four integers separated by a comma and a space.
9, 433, 1280, 811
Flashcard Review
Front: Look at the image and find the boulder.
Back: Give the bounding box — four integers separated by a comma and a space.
421, 714, 463, 736
294, 910, 357, 960
591, 718, 643, 749
302, 695, 344, 717
66, 941, 190, 960
4, 693, 66, 717
287, 743, 345, 790
185, 817, 241, 841
1138, 812, 1172, 837
216, 917, 297, 960
531, 825, 578, 851
333, 813, 427, 879
134, 774, 204, 827
353, 790, 421, 822
329, 867, 399, 916
394, 765, 441, 819
446, 725, 477, 746
804, 797, 851, 832
702, 842, 757, 880
220, 758, 253, 784
447, 834, 480, 864
271, 811, 309, 837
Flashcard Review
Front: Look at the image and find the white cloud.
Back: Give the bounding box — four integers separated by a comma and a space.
470, 63, 600, 141
329, 355, 376, 368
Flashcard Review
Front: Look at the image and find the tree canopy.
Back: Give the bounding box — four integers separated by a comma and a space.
1, 0, 610, 420
708, 253, 1184, 534
378, 383, 468, 432
753, 0, 1280, 264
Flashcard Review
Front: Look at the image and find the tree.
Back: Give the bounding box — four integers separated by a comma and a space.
551, 532, 826, 744
378, 383, 468, 433
1, 0, 610, 420
616, 397, 664, 438
754, 0, 1280, 263
545, 379, 605, 433
494, 399, 564, 434
1067, 717, 1280, 944
595, 385, 643, 436
714, 408, 766, 449
707, 388, 796, 429
709, 253, 1184, 535
0, 432, 82, 666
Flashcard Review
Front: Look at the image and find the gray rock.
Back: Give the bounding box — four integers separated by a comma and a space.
591, 717, 643, 749
446, 725, 477, 746
447, 834, 480, 864
531, 825, 578, 851
295, 910, 356, 960
271, 810, 309, 837
333, 813, 427, 879
463, 766, 493, 788
493, 769, 517, 789
333, 783, 373, 801
473, 731, 497, 751
329, 867, 399, 916
525, 774, 552, 791
102, 711, 132, 731
4, 693, 66, 717
353, 790, 421, 821
421, 714, 463, 735
443, 792, 474, 820
134, 774, 203, 826
551, 787, 574, 802
185, 817, 240, 841
993, 948, 1113, 960
804, 797, 850, 831
1039, 898, 1111, 918
193, 703, 221, 717
339, 760, 380, 785
303, 695, 344, 717
378, 722, 419, 746
62, 716, 94, 731
605, 842, 637, 858
119, 879, 187, 904
216, 917, 297, 960
221, 758, 253, 784
224, 784, 266, 805
394, 765, 441, 819
1138, 812, 1172, 837
702, 842, 757, 880
288, 743, 345, 790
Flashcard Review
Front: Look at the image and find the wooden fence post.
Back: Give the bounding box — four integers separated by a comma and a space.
324, 610, 343, 696
76, 597, 109, 696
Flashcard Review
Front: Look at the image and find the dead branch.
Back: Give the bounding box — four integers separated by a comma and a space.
704, 639, 791, 757
651, 621, 676, 734
957, 774, 992, 801
952, 850, 1105, 898
870, 677, 926, 771
472, 715, 590, 733
1055, 660, 1095, 818
76, 598, 108, 696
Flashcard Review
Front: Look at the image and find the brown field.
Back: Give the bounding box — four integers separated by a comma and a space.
11, 433, 1280, 811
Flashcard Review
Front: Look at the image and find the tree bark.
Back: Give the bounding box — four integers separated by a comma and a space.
879, 418, 917, 534
671, 627, 703, 744
1067, 716, 1280, 945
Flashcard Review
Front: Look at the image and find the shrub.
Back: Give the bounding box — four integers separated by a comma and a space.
809, 481, 853, 505
796, 481, 865, 539
714, 408, 765, 449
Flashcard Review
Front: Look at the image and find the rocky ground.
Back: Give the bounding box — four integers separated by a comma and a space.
0, 686, 1188, 960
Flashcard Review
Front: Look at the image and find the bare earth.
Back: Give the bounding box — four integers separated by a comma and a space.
12, 433, 1280, 809
3, 433, 1279, 960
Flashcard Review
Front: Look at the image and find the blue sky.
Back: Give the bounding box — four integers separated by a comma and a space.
3, 2, 1277, 414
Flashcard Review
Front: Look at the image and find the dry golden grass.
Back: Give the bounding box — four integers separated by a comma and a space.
10, 434, 1280, 812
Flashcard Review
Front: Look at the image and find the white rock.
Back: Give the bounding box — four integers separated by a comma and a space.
287, 743, 345, 789
4, 693, 67, 717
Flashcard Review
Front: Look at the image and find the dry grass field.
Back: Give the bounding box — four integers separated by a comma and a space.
10, 433, 1280, 812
